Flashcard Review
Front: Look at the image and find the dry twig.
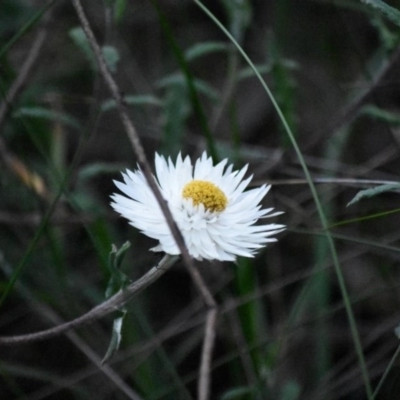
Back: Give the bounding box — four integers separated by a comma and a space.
0, 254, 179, 345
70, 0, 215, 309
0, 28, 47, 132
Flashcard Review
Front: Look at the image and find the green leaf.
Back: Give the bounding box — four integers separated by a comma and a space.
220, 386, 256, 400
102, 311, 126, 364
113, 0, 127, 23
235, 257, 266, 371
101, 94, 162, 112
280, 381, 301, 400
370, 15, 400, 51
238, 59, 298, 81
360, 105, 400, 125
69, 27, 93, 63
184, 41, 229, 62
69, 27, 120, 73
150, 0, 218, 160
157, 74, 219, 102
361, 0, 400, 28
238, 64, 272, 80
102, 45, 120, 73
13, 107, 82, 130
347, 183, 400, 207
162, 84, 191, 157
102, 243, 131, 363
0, 0, 56, 59
395, 324, 400, 339
105, 242, 131, 299
76, 162, 126, 186
114, 241, 131, 269
220, 0, 252, 41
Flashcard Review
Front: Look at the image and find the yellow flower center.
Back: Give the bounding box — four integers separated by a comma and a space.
182, 180, 228, 212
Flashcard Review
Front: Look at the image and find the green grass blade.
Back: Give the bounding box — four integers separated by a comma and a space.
0, 108, 102, 310
193, 1, 373, 398
0, 0, 57, 59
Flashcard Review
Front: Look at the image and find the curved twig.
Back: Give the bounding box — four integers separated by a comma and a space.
0, 254, 179, 345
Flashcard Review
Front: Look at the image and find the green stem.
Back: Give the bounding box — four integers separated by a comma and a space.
372, 343, 400, 399
193, 1, 373, 398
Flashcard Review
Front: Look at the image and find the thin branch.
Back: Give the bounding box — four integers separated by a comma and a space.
311, 45, 400, 149
0, 259, 142, 400
70, 0, 216, 308
257, 177, 400, 188
0, 27, 48, 191
198, 309, 218, 400
0, 28, 47, 133
0, 211, 97, 226
70, 4, 219, 399
0, 254, 179, 345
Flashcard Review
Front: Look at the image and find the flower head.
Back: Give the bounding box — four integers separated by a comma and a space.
111, 153, 285, 261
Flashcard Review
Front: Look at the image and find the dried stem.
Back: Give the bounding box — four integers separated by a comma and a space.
0, 254, 179, 345
0, 28, 47, 132
0, 27, 48, 185
70, 3, 219, 398
198, 308, 218, 400
70, 0, 215, 309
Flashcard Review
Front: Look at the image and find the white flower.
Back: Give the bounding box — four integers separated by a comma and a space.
111, 153, 285, 261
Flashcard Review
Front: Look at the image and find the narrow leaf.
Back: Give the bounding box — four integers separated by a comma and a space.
69, 27, 120, 73
101, 94, 162, 112
69, 27, 93, 63
395, 325, 400, 339
13, 107, 82, 130
361, 0, 400, 28
238, 64, 272, 80
102, 45, 120, 73
361, 105, 400, 125
347, 183, 400, 207
102, 312, 126, 364
76, 162, 126, 185
162, 84, 190, 156
220, 0, 252, 41
280, 381, 301, 400
114, 241, 131, 269
114, 0, 127, 23
105, 242, 131, 299
184, 41, 228, 61
221, 386, 256, 400
157, 74, 219, 102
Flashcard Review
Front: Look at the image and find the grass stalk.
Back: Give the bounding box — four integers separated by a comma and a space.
193, 1, 373, 398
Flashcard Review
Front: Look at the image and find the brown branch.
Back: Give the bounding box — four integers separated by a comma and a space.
0, 254, 179, 345
70, 4, 219, 398
198, 308, 218, 400
0, 254, 142, 399
70, 0, 216, 309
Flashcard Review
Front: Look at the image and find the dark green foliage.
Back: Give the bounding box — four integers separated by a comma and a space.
102, 242, 130, 364
2, 1, 400, 399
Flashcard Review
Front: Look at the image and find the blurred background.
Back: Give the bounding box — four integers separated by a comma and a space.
2, 0, 400, 399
